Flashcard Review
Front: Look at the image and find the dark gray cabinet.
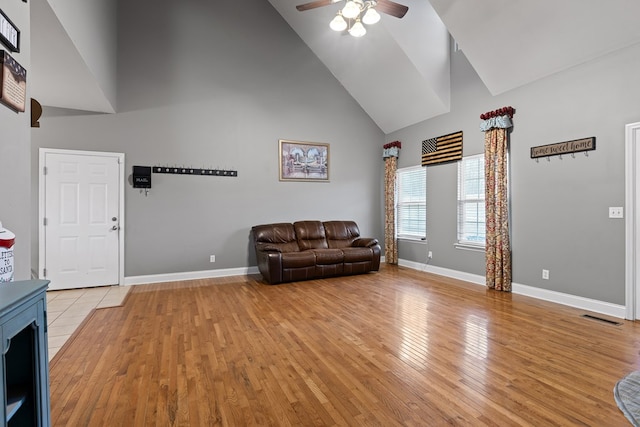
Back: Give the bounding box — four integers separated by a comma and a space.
0, 280, 50, 426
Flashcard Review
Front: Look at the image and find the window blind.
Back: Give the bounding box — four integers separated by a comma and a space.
396, 166, 426, 239
457, 155, 485, 245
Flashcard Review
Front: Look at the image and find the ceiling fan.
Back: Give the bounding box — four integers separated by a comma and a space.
296, 0, 408, 37
296, 0, 409, 19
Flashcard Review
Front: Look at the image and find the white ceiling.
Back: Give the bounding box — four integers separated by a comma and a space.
428, 0, 640, 96
28, 0, 640, 133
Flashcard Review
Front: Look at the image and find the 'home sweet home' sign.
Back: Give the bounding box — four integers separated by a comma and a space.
531, 137, 595, 159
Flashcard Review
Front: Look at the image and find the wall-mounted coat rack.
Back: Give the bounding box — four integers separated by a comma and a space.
153, 166, 238, 177
531, 137, 595, 162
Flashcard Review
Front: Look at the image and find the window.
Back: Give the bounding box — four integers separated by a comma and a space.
396, 166, 426, 240
457, 154, 485, 247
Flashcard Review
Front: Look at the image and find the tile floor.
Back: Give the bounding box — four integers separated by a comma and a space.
46, 285, 131, 361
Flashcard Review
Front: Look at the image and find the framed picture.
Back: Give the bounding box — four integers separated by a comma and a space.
0, 9, 19, 52
279, 139, 329, 182
0, 50, 26, 112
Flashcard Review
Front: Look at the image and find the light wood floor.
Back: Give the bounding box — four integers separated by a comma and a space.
49, 265, 640, 426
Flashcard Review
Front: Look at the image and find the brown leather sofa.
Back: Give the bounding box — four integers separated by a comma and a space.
252, 220, 381, 284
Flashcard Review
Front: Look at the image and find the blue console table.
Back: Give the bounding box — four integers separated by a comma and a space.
0, 279, 50, 426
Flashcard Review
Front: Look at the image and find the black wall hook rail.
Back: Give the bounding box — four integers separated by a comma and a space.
153, 166, 238, 177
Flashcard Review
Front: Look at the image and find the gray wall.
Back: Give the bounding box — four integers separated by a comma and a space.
388, 43, 640, 305
31, 0, 384, 277
0, 0, 30, 280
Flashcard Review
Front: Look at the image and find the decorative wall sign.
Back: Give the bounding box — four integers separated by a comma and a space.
279, 139, 329, 182
531, 137, 595, 159
153, 166, 238, 177
0, 50, 25, 112
421, 131, 463, 166
0, 9, 19, 52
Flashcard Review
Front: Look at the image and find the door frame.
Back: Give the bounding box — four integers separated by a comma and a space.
38, 148, 126, 287
625, 122, 640, 319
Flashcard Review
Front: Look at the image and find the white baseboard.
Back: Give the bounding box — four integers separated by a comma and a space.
396, 259, 626, 319
125, 266, 260, 286
512, 282, 626, 319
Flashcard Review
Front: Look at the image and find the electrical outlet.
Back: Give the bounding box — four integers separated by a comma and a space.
542, 269, 549, 280
609, 207, 624, 218
428, 251, 433, 259
210, 255, 216, 263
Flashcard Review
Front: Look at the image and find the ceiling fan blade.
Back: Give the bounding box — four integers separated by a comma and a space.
296, 0, 336, 12
375, 0, 408, 18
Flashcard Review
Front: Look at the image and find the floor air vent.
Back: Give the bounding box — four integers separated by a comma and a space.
581, 314, 622, 326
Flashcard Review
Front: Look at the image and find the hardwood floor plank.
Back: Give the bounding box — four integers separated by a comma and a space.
49, 265, 639, 425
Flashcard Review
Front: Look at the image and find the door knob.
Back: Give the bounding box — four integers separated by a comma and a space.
111, 225, 119, 231
112, 217, 118, 221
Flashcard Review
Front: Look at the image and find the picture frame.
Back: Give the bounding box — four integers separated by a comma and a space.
279, 139, 329, 182
0, 9, 20, 53
0, 50, 26, 112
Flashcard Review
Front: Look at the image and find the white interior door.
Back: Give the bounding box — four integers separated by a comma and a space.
40, 150, 124, 290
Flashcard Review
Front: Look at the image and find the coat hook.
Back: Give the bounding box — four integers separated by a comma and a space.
585, 151, 589, 157
559, 154, 563, 160
571, 153, 575, 159
547, 156, 551, 162
536, 158, 539, 163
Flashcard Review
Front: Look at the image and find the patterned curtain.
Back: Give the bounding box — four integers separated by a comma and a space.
481, 108, 514, 291
383, 142, 401, 265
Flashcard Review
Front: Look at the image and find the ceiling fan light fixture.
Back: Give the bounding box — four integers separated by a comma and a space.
329, 13, 348, 32
362, 7, 380, 25
348, 19, 367, 37
342, 0, 363, 19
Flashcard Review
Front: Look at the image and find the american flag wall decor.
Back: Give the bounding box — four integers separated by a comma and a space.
421, 131, 463, 166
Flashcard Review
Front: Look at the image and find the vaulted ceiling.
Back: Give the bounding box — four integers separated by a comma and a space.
29, 0, 640, 133
30, 0, 117, 113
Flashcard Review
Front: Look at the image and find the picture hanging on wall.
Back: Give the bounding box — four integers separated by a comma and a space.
421, 131, 463, 166
0, 50, 26, 112
0, 9, 19, 52
279, 139, 329, 182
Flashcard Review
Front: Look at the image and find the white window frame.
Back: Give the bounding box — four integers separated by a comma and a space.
396, 165, 426, 241
456, 154, 485, 250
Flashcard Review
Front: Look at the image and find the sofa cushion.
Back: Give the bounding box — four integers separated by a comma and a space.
342, 247, 374, 263
281, 251, 316, 268
323, 221, 361, 248
311, 249, 344, 265
294, 221, 328, 251
253, 223, 300, 253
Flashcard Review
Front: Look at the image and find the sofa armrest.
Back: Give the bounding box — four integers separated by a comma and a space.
256, 251, 284, 284
257, 243, 283, 253
352, 237, 379, 248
